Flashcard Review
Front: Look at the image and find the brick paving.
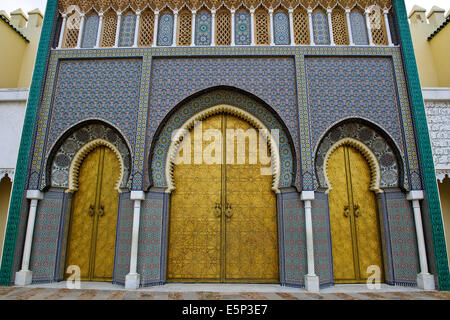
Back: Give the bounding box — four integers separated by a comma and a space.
0, 286, 450, 300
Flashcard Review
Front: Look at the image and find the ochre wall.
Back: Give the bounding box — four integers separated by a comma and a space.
429, 24, 450, 87
0, 20, 27, 88
0, 176, 12, 267
438, 177, 450, 268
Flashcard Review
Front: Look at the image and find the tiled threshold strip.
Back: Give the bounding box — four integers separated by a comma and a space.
1, 283, 449, 300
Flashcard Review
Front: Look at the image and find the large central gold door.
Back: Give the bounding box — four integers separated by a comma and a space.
168, 113, 279, 283
328, 145, 384, 283
65, 146, 120, 281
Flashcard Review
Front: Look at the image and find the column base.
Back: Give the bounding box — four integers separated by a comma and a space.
305, 274, 320, 293
125, 273, 141, 290
15, 270, 33, 286
417, 273, 436, 290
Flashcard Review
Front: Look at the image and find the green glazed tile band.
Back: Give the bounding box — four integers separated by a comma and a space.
0, 0, 58, 285
393, 0, 450, 290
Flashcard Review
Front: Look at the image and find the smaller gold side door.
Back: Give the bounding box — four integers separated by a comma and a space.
65, 146, 120, 281
328, 145, 384, 283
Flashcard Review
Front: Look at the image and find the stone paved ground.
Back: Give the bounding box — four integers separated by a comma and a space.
1, 287, 450, 300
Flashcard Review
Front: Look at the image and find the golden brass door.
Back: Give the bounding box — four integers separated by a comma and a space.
65, 146, 120, 281
328, 145, 384, 283
167, 113, 279, 283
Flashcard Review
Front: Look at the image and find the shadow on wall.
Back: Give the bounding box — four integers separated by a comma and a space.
0, 175, 13, 268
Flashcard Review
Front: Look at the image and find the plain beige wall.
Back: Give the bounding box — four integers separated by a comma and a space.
0, 176, 12, 267
0, 20, 27, 88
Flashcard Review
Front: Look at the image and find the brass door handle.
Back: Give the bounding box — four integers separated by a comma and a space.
354, 204, 361, 217
344, 205, 350, 218
214, 203, 221, 218
225, 203, 233, 219
99, 204, 105, 217
88, 205, 94, 217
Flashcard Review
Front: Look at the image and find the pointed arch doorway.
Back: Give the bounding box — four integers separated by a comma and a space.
167, 112, 279, 283
64, 145, 121, 282
326, 142, 384, 283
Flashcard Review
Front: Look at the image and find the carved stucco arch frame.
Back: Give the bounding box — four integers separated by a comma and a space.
67, 138, 124, 193
165, 104, 281, 194
323, 137, 383, 194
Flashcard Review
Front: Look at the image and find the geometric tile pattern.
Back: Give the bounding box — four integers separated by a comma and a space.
47, 123, 132, 190
157, 13, 174, 46
312, 192, 334, 286
350, 10, 369, 45
28, 58, 142, 190
315, 122, 404, 189
385, 192, 420, 286
235, 10, 251, 45
312, 10, 330, 45
148, 57, 300, 189
281, 194, 307, 286
81, 14, 99, 48
305, 56, 420, 190
29, 191, 65, 282
273, 12, 290, 45
149, 89, 296, 189
113, 193, 133, 284
119, 13, 137, 47
195, 12, 212, 46
138, 195, 164, 285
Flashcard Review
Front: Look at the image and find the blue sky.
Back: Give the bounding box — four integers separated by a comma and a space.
0, 0, 448, 18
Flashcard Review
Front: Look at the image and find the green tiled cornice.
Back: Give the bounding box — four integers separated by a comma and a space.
0, 0, 58, 285
393, 0, 450, 290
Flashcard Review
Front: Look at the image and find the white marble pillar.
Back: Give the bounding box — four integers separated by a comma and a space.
326, 8, 334, 46
172, 10, 178, 47
250, 9, 256, 46
114, 11, 122, 48
345, 9, 354, 46
307, 9, 315, 46
288, 9, 295, 46
95, 12, 103, 48
15, 190, 44, 286
383, 9, 393, 46
133, 11, 141, 47
407, 191, 436, 290
230, 9, 235, 46
365, 9, 374, 46
301, 191, 320, 293
125, 191, 146, 289
211, 9, 216, 46
76, 13, 85, 49
153, 11, 159, 47
191, 10, 197, 46
57, 13, 67, 49
269, 9, 275, 46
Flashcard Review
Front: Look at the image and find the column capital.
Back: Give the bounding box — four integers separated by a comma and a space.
173, 10, 179, 15
288, 8, 294, 14
301, 191, 315, 201
130, 191, 146, 201
250, 8, 255, 14
26, 190, 44, 200
192, 9, 197, 14
307, 9, 313, 14
383, 9, 390, 15
345, 8, 351, 13
230, 8, 235, 14
268, 8, 274, 14
99, 12, 104, 17
211, 9, 216, 15
326, 8, 332, 14
61, 13, 67, 18
136, 11, 141, 16
154, 10, 159, 16
407, 190, 424, 201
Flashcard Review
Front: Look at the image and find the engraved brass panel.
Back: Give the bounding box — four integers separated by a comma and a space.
328, 145, 384, 283
65, 146, 119, 281
167, 113, 278, 283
